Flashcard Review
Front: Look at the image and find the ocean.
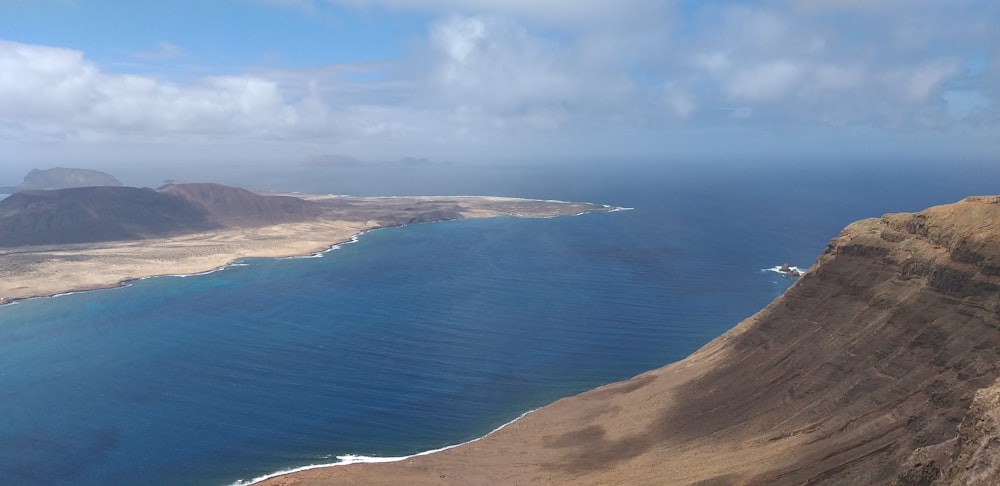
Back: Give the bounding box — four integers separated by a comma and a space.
1, 159, 997, 485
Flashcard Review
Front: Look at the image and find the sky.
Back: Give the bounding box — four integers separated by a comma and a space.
0, 0, 998, 169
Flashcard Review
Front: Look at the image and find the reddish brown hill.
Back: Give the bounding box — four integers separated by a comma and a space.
160, 183, 323, 227
259, 196, 1000, 486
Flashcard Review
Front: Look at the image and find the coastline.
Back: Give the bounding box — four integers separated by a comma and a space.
0, 220, 370, 306
0, 194, 612, 306
0, 192, 623, 486
247, 195, 1000, 485
233, 409, 538, 486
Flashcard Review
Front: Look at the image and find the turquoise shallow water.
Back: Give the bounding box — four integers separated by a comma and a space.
1, 160, 997, 485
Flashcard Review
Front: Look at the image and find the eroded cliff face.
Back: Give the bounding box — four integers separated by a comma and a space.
725, 196, 1000, 483
938, 377, 1000, 484
593, 196, 1000, 485
258, 197, 1000, 486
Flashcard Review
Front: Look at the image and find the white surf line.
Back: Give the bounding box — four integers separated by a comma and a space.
0, 280, 135, 308
281, 232, 366, 259
763, 265, 808, 275
230, 409, 538, 486
0, 233, 369, 307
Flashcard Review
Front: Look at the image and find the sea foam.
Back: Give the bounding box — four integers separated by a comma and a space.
763, 265, 807, 276
231, 409, 535, 486
282, 233, 362, 260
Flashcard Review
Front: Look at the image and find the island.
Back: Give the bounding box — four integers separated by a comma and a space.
0, 182, 612, 304
0, 166, 124, 194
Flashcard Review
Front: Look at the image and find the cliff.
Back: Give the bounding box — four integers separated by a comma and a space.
259, 196, 1000, 485
938, 377, 1000, 484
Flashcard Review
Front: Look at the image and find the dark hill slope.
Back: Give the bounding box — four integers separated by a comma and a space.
160, 183, 323, 227
0, 183, 327, 247
0, 186, 215, 247
258, 196, 1000, 485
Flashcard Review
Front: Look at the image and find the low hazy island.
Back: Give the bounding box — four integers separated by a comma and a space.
0, 175, 611, 304
255, 196, 1000, 485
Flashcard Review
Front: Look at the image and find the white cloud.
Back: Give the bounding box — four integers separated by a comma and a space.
896, 59, 962, 102
664, 84, 697, 119
326, 0, 670, 27
433, 15, 487, 64
0, 40, 330, 141
0, 41, 97, 118
2, 0, 999, 161
426, 16, 571, 112
722, 7, 790, 51
725, 61, 804, 102
694, 52, 731, 74
813, 64, 864, 91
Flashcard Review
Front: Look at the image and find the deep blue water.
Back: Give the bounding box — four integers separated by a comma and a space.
1, 160, 998, 485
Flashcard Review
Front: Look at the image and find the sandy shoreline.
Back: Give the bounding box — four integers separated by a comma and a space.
0, 195, 609, 305
0, 219, 369, 305
234, 409, 539, 486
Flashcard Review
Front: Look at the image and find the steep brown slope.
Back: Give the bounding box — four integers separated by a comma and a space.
160, 183, 324, 227
937, 377, 1000, 484
259, 196, 1000, 486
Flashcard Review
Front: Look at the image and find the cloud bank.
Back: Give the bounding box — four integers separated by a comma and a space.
1, 1, 997, 162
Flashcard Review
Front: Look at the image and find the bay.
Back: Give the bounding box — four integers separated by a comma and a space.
1, 159, 997, 485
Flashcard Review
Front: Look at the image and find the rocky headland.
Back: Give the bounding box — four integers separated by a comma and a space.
256, 196, 1000, 485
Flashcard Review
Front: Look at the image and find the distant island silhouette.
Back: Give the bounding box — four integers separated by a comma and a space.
0, 167, 123, 193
